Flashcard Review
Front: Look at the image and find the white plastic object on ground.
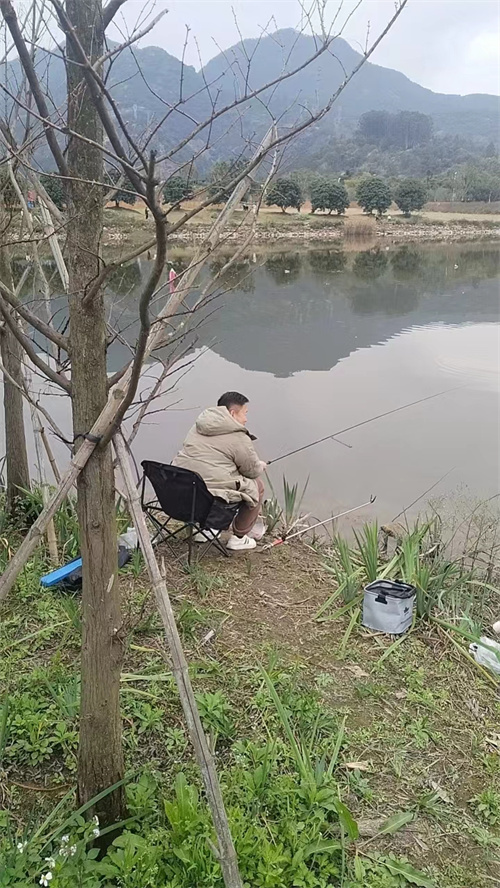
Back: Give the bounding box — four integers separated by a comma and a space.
119, 526, 138, 551
469, 636, 500, 675
248, 518, 267, 541
492, 621, 500, 634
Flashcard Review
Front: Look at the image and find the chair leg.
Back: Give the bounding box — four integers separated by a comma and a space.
194, 531, 230, 562
187, 526, 193, 566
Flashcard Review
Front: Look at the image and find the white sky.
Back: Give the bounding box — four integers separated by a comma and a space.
109, 0, 500, 96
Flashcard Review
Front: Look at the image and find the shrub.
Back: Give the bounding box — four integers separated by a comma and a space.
265, 177, 303, 213
356, 177, 392, 216
394, 178, 427, 216
310, 179, 350, 214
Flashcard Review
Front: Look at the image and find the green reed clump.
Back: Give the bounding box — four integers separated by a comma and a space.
317, 515, 497, 626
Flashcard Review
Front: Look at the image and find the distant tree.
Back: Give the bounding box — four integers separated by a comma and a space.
454, 164, 500, 202
469, 174, 500, 202
162, 176, 193, 208
208, 158, 248, 203
265, 177, 303, 213
356, 177, 392, 215
394, 178, 427, 216
358, 110, 433, 150
106, 169, 136, 207
391, 111, 433, 150
40, 174, 65, 210
310, 179, 350, 214
358, 110, 392, 143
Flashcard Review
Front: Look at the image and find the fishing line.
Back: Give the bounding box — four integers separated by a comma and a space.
391, 466, 456, 523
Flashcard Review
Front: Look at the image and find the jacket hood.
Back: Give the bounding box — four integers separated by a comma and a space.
195, 406, 248, 437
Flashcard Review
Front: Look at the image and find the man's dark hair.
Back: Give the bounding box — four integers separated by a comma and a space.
217, 391, 249, 410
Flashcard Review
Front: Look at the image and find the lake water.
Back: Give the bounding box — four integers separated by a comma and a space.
4, 241, 500, 526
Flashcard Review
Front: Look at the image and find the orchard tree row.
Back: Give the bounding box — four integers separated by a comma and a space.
262, 174, 428, 216
355, 176, 427, 216
22, 160, 498, 219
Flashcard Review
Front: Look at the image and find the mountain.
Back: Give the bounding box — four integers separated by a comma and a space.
201, 29, 499, 161
2, 29, 498, 171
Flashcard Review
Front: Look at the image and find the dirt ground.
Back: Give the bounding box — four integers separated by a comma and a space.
151, 540, 500, 886
106, 198, 500, 226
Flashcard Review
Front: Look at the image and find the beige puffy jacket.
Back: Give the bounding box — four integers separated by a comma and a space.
172, 406, 263, 507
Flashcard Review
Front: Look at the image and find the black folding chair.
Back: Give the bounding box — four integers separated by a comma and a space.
140, 460, 239, 563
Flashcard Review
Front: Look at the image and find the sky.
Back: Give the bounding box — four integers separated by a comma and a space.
109, 0, 500, 96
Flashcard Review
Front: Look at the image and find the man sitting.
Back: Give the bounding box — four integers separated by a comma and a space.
172, 391, 266, 551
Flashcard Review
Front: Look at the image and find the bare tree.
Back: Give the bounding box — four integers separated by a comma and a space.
0, 0, 408, 856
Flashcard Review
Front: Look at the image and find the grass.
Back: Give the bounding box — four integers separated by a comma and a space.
0, 496, 499, 887
263, 472, 310, 538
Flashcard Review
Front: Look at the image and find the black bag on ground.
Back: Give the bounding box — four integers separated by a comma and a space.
59, 545, 131, 591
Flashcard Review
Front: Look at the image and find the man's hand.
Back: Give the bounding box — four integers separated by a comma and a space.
258, 460, 268, 473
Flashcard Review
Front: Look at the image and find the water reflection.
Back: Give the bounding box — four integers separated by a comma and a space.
307, 249, 347, 277
208, 258, 255, 294
12, 242, 500, 380
108, 262, 142, 296
391, 246, 423, 280
265, 251, 303, 285
353, 248, 389, 280
199, 243, 500, 376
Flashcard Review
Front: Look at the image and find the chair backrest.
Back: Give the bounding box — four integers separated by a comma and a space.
141, 460, 214, 526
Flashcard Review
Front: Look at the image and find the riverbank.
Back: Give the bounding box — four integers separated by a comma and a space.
101, 203, 500, 253
1, 504, 499, 887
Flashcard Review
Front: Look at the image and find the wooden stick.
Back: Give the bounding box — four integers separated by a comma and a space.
113, 433, 243, 888
38, 199, 70, 292
30, 401, 59, 565
40, 426, 61, 483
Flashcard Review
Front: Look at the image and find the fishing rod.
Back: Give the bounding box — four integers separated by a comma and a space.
262, 495, 376, 551
268, 386, 463, 465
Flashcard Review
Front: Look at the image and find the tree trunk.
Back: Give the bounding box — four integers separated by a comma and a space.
65, 0, 126, 827
0, 245, 30, 512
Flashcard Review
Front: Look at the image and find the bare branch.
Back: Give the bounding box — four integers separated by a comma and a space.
0, 0, 69, 177
0, 297, 71, 393
0, 279, 69, 353
0, 79, 147, 184
0, 354, 70, 448
100, 157, 168, 445
102, 0, 127, 31
96, 8, 168, 68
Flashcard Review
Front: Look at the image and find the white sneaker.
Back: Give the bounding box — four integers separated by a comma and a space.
193, 528, 221, 544
248, 519, 267, 541
226, 534, 257, 551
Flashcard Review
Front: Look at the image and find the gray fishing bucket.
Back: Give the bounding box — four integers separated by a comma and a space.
362, 579, 415, 635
